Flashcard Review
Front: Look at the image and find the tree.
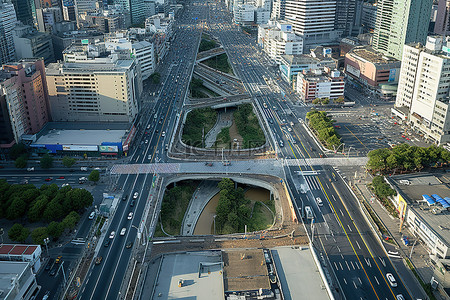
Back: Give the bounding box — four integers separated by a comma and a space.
88, 170, 100, 184
150, 72, 161, 84
15, 155, 28, 168
62, 211, 80, 230
8, 223, 29, 242
31, 227, 48, 245
6, 197, 27, 220
40, 154, 53, 169
47, 221, 64, 239
28, 195, 49, 222
66, 188, 93, 211
62, 156, 76, 168
10, 143, 27, 160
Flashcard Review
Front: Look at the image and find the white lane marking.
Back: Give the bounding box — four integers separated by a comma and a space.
343, 278, 347, 284
345, 261, 350, 271
347, 224, 352, 232
339, 262, 343, 270
337, 246, 341, 252
374, 276, 379, 285
355, 240, 361, 249
341, 254, 344, 260
379, 257, 386, 267
340, 209, 344, 216
358, 277, 362, 284
350, 261, 355, 270
334, 262, 338, 270
353, 281, 357, 289
332, 195, 336, 201
365, 258, 371, 267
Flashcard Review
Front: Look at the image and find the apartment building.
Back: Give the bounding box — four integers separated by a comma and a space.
394, 36, 450, 145
435, 0, 450, 36
0, 1, 17, 65
46, 51, 142, 123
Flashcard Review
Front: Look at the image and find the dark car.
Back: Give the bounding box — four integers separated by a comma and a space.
126, 241, 133, 249
95, 256, 103, 265
130, 200, 135, 207
49, 267, 57, 276
45, 258, 54, 270
122, 195, 128, 201
104, 240, 110, 247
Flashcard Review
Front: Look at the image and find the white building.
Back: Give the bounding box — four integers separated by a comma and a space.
12, 23, 55, 64
145, 14, 173, 63
285, 0, 338, 49
0, 1, 17, 65
234, 4, 255, 24
46, 48, 142, 123
255, 7, 271, 24
296, 68, 345, 103
0, 262, 39, 300
393, 36, 450, 145
258, 20, 303, 63
105, 32, 155, 80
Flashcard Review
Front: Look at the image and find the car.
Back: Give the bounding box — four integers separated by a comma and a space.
145, 140, 149, 144
27, 167, 34, 171
49, 268, 57, 276
130, 200, 135, 207
156, 129, 159, 133
104, 240, 110, 247
62, 183, 70, 187
287, 127, 292, 132
147, 125, 151, 129
122, 195, 128, 201
126, 241, 133, 249
133, 192, 139, 199
316, 197, 323, 206
89, 211, 96, 220
109, 231, 116, 239
55, 256, 62, 264
57, 176, 65, 180
45, 177, 53, 182
45, 258, 54, 270
80, 167, 88, 171
120, 228, 126, 236
396, 295, 405, 300
42, 291, 50, 300
162, 131, 166, 137
128, 212, 133, 220
20, 179, 29, 184
386, 273, 397, 287
95, 256, 102, 265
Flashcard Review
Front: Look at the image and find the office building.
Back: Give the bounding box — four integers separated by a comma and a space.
74, 0, 97, 15
345, 46, 401, 89
0, 1, 17, 65
63, 0, 77, 21
394, 36, 450, 145
11, 0, 36, 26
435, 0, 450, 35
36, 7, 64, 33
271, 0, 285, 20
372, 0, 432, 60
13, 23, 55, 64
144, 0, 156, 17
0, 59, 50, 145
279, 54, 336, 84
296, 68, 345, 102
46, 49, 142, 123
114, 0, 145, 25
361, 2, 377, 32
335, 0, 362, 37
258, 21, 303, 63
285, 0, 338, 49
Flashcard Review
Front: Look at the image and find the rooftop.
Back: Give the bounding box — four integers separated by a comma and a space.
223, 249, 270, 292
0, 262, 30, 300
388, 173, 450, 247
0, 244, 38, 256
348, 47, 400, 68
33, 122, 129, 146
281, 54, 323, 66
152, 251, 223, 300
271, 246, 329, 300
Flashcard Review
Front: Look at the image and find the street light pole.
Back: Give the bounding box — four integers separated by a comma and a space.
43, 237, 50, 256
213, 215, 216, 235
0, 228, 4, 244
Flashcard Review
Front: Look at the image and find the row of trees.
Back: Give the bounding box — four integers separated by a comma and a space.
312, 97, 345, 105
182, 107, 217, 147
306, 110, 341, 149
0, 180, 93, 222
215, 178, 251, 234
12, 142, 78, 170
8, 211, 80, 244
234, 104, 265, 148
367, 144, 450, 173
370, 176, 398, 217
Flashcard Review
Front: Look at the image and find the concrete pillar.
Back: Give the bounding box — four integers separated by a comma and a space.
234, 181, 237, 190
173, 182, 177, 187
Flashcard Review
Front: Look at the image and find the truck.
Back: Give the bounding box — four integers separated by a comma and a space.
305, 206, 314, 220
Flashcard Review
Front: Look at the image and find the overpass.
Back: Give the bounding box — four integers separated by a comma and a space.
185, 94, 252, 109
196, 47, 226, 62
109, 157, 368, 176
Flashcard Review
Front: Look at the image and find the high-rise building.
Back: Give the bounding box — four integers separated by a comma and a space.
11, 0, 36, 26
46, 50, 142, 122
271, 0, 285, 20
0, 59, 50, 144
334, 0, 362, 37
13, 23, 55, 64
394, 36, 450, 145
372, 0, 432, 60
435, 0, 450, 35
285, 0, 338, 49
361, 2, 377, 32
0, 1, 17, 65
114, 0, 145, 25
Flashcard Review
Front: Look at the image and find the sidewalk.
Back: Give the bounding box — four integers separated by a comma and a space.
354, 183, 431, 299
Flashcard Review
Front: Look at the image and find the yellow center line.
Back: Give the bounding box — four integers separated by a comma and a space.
343, 125, 369, 150
286, 132, 380, 300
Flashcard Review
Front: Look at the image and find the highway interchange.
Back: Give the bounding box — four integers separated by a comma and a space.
0, 0, 420, 299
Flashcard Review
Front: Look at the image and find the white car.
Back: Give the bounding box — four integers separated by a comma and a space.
133, 192, 139, 199
287, 127, 292, 132
145, 140, 149, 144
109, 231, 115, 239
316, 197, 323, 207
27, 167, 34, 171
162, 131, 166, 137
127, 212, 133, 220
386, 273, 397, 287
120, 228, 126, 236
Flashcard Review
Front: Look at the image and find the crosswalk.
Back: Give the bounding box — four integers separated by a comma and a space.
109, 157, 368, 175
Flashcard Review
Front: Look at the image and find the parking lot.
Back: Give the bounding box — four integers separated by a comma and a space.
327, 104, 430, 156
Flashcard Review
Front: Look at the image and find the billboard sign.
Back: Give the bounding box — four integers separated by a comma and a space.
346, 64, 360, 78
388, 69, 396, 82
63, 145, 98, 151
81, 39, 89, 45
99, 145, 118, 153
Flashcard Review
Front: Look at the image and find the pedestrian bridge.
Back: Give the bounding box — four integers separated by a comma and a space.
109, 157, 368, 175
